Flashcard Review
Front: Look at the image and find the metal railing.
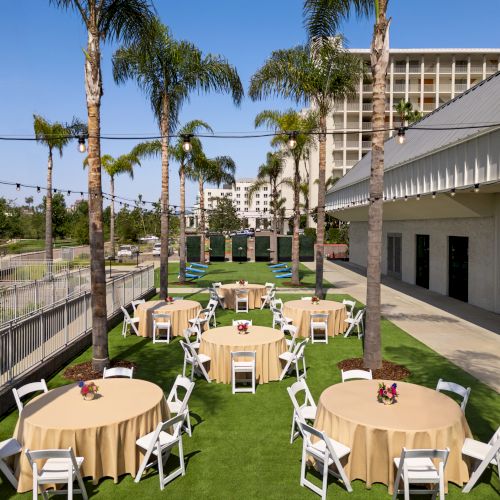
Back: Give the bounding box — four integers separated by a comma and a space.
0, 259, 86, 282
0, 265, 154, 389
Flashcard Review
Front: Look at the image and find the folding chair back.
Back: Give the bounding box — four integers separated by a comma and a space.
167, 375, 195, 412
287, 379, 316, 414
12, 379, 48, 413
436, 378, 471, 411
271, 298, 284, 310
301, 296, 312, 301
232, 319, 253, 327
131, 299, 145, 312
341, 369, 373, 382
103, 366, 134, 379
0, 438, 22, 489
344, 307, 365, 338
342, 299, 356, 318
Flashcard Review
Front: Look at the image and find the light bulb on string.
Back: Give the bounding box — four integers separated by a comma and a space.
397, 127, 406, 145
182, 135, 192, 153
77, 135, 86, 153
287, 131, 297, 150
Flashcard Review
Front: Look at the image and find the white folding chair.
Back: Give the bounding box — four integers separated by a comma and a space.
25, 447, 87, 500
392, 447, 450, 500
235, 289, 249, 313
152, 313, 172, 344
121, 305, 140, 337
310, 313, 329, 344
296, 419, 352, 498
135, 412, 187, 490
260, 285, 276, 309
183, 327, 200, 351
287, 379, 317, 443
462, 426, 500, 493
206, 298, 219, 327
436, 378, 471, 412
231, 351, 256, 394
271, 297, 284, 311
131, 299, 146, 312
279, 339, 309, 381
232, 319, 253, 327
344, 308, 365, 338
166, 375, 195, 437
341, 369, 373, 382
103, 366, 134, 379
0, 437, 22, 489
271, 306, 292, 330
211, 283, 225, 308
342, 299, 356, 319
188, 308, 209, 336
179, 340, 211, 383
235, 280, 248, 285
284, 324, 299, 352
12, 379, 48, 413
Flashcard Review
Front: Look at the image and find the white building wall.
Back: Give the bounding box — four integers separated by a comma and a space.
348, 209, 499, 312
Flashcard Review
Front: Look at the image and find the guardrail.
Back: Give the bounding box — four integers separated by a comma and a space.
0, 265, 154, 389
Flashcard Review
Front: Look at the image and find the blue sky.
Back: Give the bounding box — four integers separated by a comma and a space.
1, 0, 499, 209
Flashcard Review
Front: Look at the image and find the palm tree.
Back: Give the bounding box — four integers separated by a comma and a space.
188, 154, 236, 263
394, 99, 422, 127
299, 182, 310, 228
131, 120, 213, 283
33, 115, 74, 262
249, 42, 363, 295
304, 0, 390, 370
252, 109, 318, 285
248, 152, 290, 264
113, 19, 243, 298
84, 153, 140, 259
50, 0, 154, 372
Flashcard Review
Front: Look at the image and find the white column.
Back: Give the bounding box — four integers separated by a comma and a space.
343, 95, 347, 170
435, 56, 440, 109
494, 194, 500, 313
467, 55, 471, 89
405, 56, 409, 102
420, 55, 425, 113
451, 56, 456, 99
389, 58, 394, 137
483, 55, 487, 80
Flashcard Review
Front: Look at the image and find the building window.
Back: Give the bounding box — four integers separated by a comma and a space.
244, 187, 249, 191
236, 186, 240, 191
263, 186, 268, 191
256, 201, 260, 205
263, 200, 267, 205
236, 193, 240, 198
263, 193, 268, 198
255, 193, 260, 198
207, 192, 211, 196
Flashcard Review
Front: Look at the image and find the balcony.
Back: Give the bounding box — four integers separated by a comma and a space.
362, 141, 372, 149
470, 65, 484, 73
394, 64, 406, 73
455, 65, 468, 73
362, 103, 372, 111
393, 84, 405, 92
362, 122, 372, 130
423, 84, 435, 92
345, 122, 359, 129
345, 159, 359, 166
345, 141, 360, 148
439, 65, 452, 73
486, 64, 498, 73
346, 102, 359, 111
422, 103, 435, 111
362, 84, 372, 92
455, 83, 467, 92
439, 84, 452, 93
408, 66, 420, 74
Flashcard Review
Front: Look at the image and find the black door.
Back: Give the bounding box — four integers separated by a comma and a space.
449, 236, 468, 302
415, 235, 430, 289
387, 234, 402, 279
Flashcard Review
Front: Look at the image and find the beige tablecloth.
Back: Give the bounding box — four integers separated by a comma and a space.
218, 283, 266, 310
314, 380, 471, 493
198, 325, 286, 383
283, 299, 347, 337
135, 299, 201, 337
14, 378, 169, 493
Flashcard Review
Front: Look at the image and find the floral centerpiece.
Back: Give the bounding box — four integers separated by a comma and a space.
78, 381, 99, 401
165, 296, 174, 304
377, 382, 398, 405
238, 279, 246, 286
311, 296, 320, 304
236, 323, 249, 334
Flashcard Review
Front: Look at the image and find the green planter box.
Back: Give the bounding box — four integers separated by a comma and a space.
209, 235, 225, 262
255, 236, 271, 262
232, 235, 248, 262
299, 235, 315, 262
187, 235, 201, 263
278, 236, 292, 262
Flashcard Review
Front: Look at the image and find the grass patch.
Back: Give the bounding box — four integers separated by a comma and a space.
1, 292, 498, 499
0, 239, 79, 255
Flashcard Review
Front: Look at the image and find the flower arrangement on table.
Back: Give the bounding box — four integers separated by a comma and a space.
165, 296, 174, 304
238, 279, 247, 286
236, 323, 249, 334
311, 296, 320, 304
377, 382, 398, 405
78, 381, 99, 400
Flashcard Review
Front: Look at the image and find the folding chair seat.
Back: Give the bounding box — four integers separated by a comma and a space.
279, 339, 309, 381
166, 375, 195, 437
310, 313, 329, 344
0, 437, 22, 489
341, 369, 372, 382
231, 351, 256, 394
235, 289, 249, 313
103, 366, 134, 379
153, 313, 172, 344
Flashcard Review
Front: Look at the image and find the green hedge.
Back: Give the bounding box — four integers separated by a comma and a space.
209, 235, 225, 262
255, 236, 271, 261
299, 235, 315, 262
187, 235, 201, 263
277, 236, 292, 262
232, 235, 247, 262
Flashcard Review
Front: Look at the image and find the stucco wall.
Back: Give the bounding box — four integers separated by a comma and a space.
348, 214, 498, 312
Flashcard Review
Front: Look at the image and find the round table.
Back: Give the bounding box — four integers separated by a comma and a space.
198, 325, 286, 383
135, 299, 201, 338
313, 380, 471, 493
283, 299, 347, 338
14, 378, 169, 493
218, 283, 266, 310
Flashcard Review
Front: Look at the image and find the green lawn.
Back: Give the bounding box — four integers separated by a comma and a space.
1, 292, 498, 499
0, 239, 79, 255
156, 261, 327, 289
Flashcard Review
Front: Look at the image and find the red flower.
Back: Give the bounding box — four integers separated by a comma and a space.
82, 386, 89, 395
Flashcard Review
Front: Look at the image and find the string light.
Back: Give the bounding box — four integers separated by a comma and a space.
287, 131, 297, 150
416, 194, 420, 201
474, 183, 480, 192
77, 135, 86, 153
16, 183, 20, 191
397, 127, 406, 145
451, 188, 456, 197
182, 135, 192, 153
432, 191, 436, 199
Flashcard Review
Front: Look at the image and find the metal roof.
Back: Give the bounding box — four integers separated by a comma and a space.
348, 48, 500, 54
329, 71, 500, 194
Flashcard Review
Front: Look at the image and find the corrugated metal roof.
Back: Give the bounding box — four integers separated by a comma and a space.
329, 71, 500, 194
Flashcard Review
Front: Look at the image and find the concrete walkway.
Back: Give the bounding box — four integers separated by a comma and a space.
304, 260, 500, 393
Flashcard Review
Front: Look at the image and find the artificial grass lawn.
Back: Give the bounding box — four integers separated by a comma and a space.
156, 261, 328, 289
0, 239, 78, 255
1, 293, 499, 499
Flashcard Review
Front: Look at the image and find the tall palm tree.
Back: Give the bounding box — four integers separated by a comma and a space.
113, 19, 243, 298
188, 154, 236, 263
84, 153, 140, 259
248, 152, 290, 264
249, 42, 363, 295
33, 114, 73, 262
394, 99, 422, 127
50, 0, 155, 372
131, 120, 213, 283
299, 182, 310, 228
304, 0, 390, 370
252, 109, 318, 285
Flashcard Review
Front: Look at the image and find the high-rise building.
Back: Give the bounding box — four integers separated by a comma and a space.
281, 48, 500, 226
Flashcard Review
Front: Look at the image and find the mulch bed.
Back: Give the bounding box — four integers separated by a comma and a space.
337, 358, 411, 381
281, 281, 307, 287
63, 360, 137, 382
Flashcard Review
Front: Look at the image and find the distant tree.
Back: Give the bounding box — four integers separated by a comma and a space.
24, 196, 34, 210
50, 193, 68, 239
69, 200, 90, 245
207, 197, 241, 233
394, 99, 422, 126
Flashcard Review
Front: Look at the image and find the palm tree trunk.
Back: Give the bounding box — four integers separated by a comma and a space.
179, 163, 186, 283
109, 175, 115, 259
270, 185, 278, 264
199, 177, 206, 264
86, 28, 108, 372
315, 115, 327, 298
291, 159, 301, 285
45, 148, 53, 264
159, 95, 170, 299
364, 3, 390, 371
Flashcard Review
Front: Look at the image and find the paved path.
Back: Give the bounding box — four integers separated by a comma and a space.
304, 260, 500, 393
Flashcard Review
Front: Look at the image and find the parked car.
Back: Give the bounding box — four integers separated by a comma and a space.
139, 235, 159, 242
117, 245, 138, 258
152, 242, 161, 256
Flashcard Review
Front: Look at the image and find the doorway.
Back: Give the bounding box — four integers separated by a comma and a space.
415, 235, 430, 289
387, 234, 402, 279
448, 236, 468, 302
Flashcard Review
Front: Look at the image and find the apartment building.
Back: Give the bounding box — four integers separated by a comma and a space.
194, 178, 272, 229
281, 48, 500, 225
